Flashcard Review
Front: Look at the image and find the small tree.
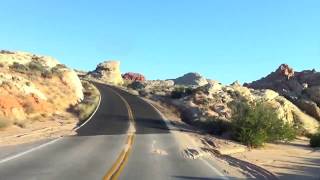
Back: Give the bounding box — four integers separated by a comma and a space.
231, 101, 296, 147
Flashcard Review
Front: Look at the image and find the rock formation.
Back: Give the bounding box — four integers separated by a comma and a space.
87, 61, 123, 85
245, 64, 320, 122
122, 72, 146, 82
129, 73, 319, 134
174, 72, 208, 87
0, 50, 83, 128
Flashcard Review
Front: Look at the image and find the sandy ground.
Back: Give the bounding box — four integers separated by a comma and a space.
231, 139, 320, 180
146, 98, 320, 180
0, 112, 77, 147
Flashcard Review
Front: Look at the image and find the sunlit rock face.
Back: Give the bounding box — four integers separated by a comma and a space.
87, 60, 124, 85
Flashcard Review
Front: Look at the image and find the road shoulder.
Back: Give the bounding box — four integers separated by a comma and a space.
144, 98, 278, 179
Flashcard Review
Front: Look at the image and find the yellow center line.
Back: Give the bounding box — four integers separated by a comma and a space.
103, 88, 136, 180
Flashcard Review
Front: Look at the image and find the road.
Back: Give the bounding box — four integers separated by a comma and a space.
0, 83, 227, 180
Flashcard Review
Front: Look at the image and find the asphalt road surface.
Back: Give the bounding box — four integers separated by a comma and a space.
0, 83, 227, 180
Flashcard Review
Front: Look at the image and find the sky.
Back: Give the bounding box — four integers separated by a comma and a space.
0, 0, 319, 84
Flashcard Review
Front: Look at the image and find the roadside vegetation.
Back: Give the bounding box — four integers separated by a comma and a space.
0, 117, 10, 129
231, 101, 297, 148
69, 81, 100, 123
9, 59, 66, 79
171, 86, 194, 99
310, 130, 320, 147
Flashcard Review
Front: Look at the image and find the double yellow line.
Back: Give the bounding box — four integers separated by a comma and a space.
103, 88, 136, 180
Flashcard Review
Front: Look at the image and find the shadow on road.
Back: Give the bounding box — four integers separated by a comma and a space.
76, 115, 170, 136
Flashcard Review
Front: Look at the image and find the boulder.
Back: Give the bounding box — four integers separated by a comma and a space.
197, 81, 222, 96
306, 86, 320, 105
60, 70, 84, 102
87, 61, 123, 85
174, 73, 208, 87
144, 80, 175, 87
122, 72, 146, 82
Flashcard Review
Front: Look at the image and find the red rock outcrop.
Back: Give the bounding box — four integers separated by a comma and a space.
278, 64, 294, 80
122, 72, 146, 82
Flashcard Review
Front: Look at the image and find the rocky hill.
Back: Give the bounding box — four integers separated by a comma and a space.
126, 72, 319, 135
245, 64, 320, 122
86, 60, 123, 85
173, 72, 208, 87
0, 50, 83, 130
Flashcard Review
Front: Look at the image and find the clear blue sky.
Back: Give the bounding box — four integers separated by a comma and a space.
0, 0, 319, 84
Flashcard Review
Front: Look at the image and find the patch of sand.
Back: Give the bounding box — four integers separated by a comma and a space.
231, 139, 320, 179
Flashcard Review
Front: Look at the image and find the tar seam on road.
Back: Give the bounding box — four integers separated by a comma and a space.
0, 86, 102, 165
103, 87, 136, 180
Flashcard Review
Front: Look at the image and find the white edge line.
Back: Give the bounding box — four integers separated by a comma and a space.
0, 86, 102, 164
141, 97, 229, 180
0, 138, 61, 164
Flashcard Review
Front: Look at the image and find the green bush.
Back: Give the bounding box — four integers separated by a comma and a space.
41, 70, 53, 78
171, 86, 193, 99
28, 61, 53, 78
231, 101, 296, 147
28, 61, 46, 72
310, 131, 320, 147
50, 65, 65, 78
128, 81, 145, 90
10, 62, 29, 73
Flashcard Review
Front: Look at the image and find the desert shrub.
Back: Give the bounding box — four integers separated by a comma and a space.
0, 117, 10, 129
0, 63, 4, 68
25, 81, 31, 86
55, 64, 67, 69
0, 50, 14, 54
41, 70, 53, 78
128, 81, 145, 90
199, 118, 230, 135
13, 119, 27, 128
69, 81, 100, 123
10, 62, 29, 73
28, 61, 46, 72
231, 101, 297, 147
310, 130, 320, 147
27, 61, 53, 78
171, 86, 193, 99
51, 64, 66, 76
